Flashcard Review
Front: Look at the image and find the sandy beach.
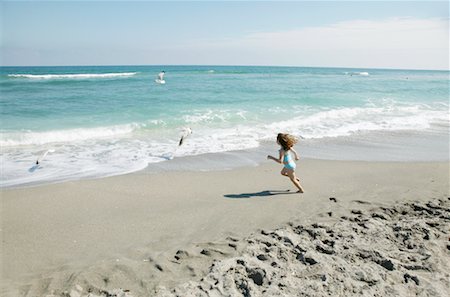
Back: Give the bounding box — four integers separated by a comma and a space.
2, 1, 449, 296
1, 159, 449, 296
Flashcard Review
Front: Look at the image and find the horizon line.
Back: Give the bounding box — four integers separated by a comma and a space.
1, 64, 448, 72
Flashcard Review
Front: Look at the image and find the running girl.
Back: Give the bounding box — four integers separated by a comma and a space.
267, 133, 304, 193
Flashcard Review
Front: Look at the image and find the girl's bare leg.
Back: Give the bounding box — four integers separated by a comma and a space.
281, 167, 300, 182
287, 170, 304, 193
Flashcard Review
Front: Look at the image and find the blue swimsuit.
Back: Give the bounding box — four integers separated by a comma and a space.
283, 150, 296, 170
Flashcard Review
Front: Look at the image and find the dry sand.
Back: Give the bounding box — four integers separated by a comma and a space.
1, 159, 449, 296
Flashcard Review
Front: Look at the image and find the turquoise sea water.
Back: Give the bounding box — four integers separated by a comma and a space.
1, 65, 449, 187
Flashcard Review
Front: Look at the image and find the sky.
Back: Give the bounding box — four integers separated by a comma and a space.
1, 1, 448, 70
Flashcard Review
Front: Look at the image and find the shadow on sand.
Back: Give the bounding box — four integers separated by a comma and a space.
224, 190, 295, 199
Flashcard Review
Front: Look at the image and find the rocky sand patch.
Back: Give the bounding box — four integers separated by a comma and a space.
154, 197, 450, 297
13, 197, 448, 297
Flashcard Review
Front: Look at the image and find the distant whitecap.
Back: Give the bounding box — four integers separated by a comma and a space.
8, 72, 137, 79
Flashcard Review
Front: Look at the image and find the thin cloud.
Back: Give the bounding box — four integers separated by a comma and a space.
186, 17, 448, 69
200, 18, 448, 50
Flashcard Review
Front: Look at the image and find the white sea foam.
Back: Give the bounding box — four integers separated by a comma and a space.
8, 72, 137, 79
344, 71, 370, 76
262, 103, 448, 140
0, 141, 163, 188
1, 102, 448, 188
183, 109, 250, 124
0, 123, 140, 146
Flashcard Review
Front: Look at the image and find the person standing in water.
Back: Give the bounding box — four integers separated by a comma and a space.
158, 71, 165, 81
267, 133, 304, 193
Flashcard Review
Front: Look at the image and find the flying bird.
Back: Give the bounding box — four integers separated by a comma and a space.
36, 149, 55, 165
179, 127, 193, 146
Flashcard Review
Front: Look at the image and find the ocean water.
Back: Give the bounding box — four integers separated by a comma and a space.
1, 65, 448, 187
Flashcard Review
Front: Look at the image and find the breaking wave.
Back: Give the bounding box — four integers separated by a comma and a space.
8, 72, 137, 80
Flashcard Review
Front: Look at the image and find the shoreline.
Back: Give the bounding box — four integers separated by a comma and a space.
3, 127, 449, 190
1, 159, 449, 296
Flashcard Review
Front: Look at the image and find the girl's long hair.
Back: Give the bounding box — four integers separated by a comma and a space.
277, 133, 297, 150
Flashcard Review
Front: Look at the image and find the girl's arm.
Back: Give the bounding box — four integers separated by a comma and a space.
267, 150, 284, 164
291, 148, 300, 160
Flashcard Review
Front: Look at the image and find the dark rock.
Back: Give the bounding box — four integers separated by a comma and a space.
296, 252, 318, 265
426, 221, 440, 227
327, 212, 333, 217
305, 257, 318, 265
296, 252, 305, 262
379, 259, 395, 271
311, 223, 327, 229
155, 264, 163, 271
247, 268, 265, 286
236, 279, 251, 297
357, 222, 368, 229
353, 200, 371, 205
261, 241, 272, 247
305, 228, 318, 239
381, 207, 397, 216
294, 245, 307, 253
404, 273, 420, 285
316, 244, 334, 255
200, 249, 211, 256
403, 264, 430, 271
351, 209, 363, 215
323, 239, 335, 248
329, 197, 338, 203
393, 225, 402, 232
439, 214, 450, 220
292, 225, 304, 235
282, 236, 294, 245
174, 250, 189, 261
371, 213, 387, 220
261, 230, 270, 236
257, 254, 268, 261
412, 204, 433, 215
